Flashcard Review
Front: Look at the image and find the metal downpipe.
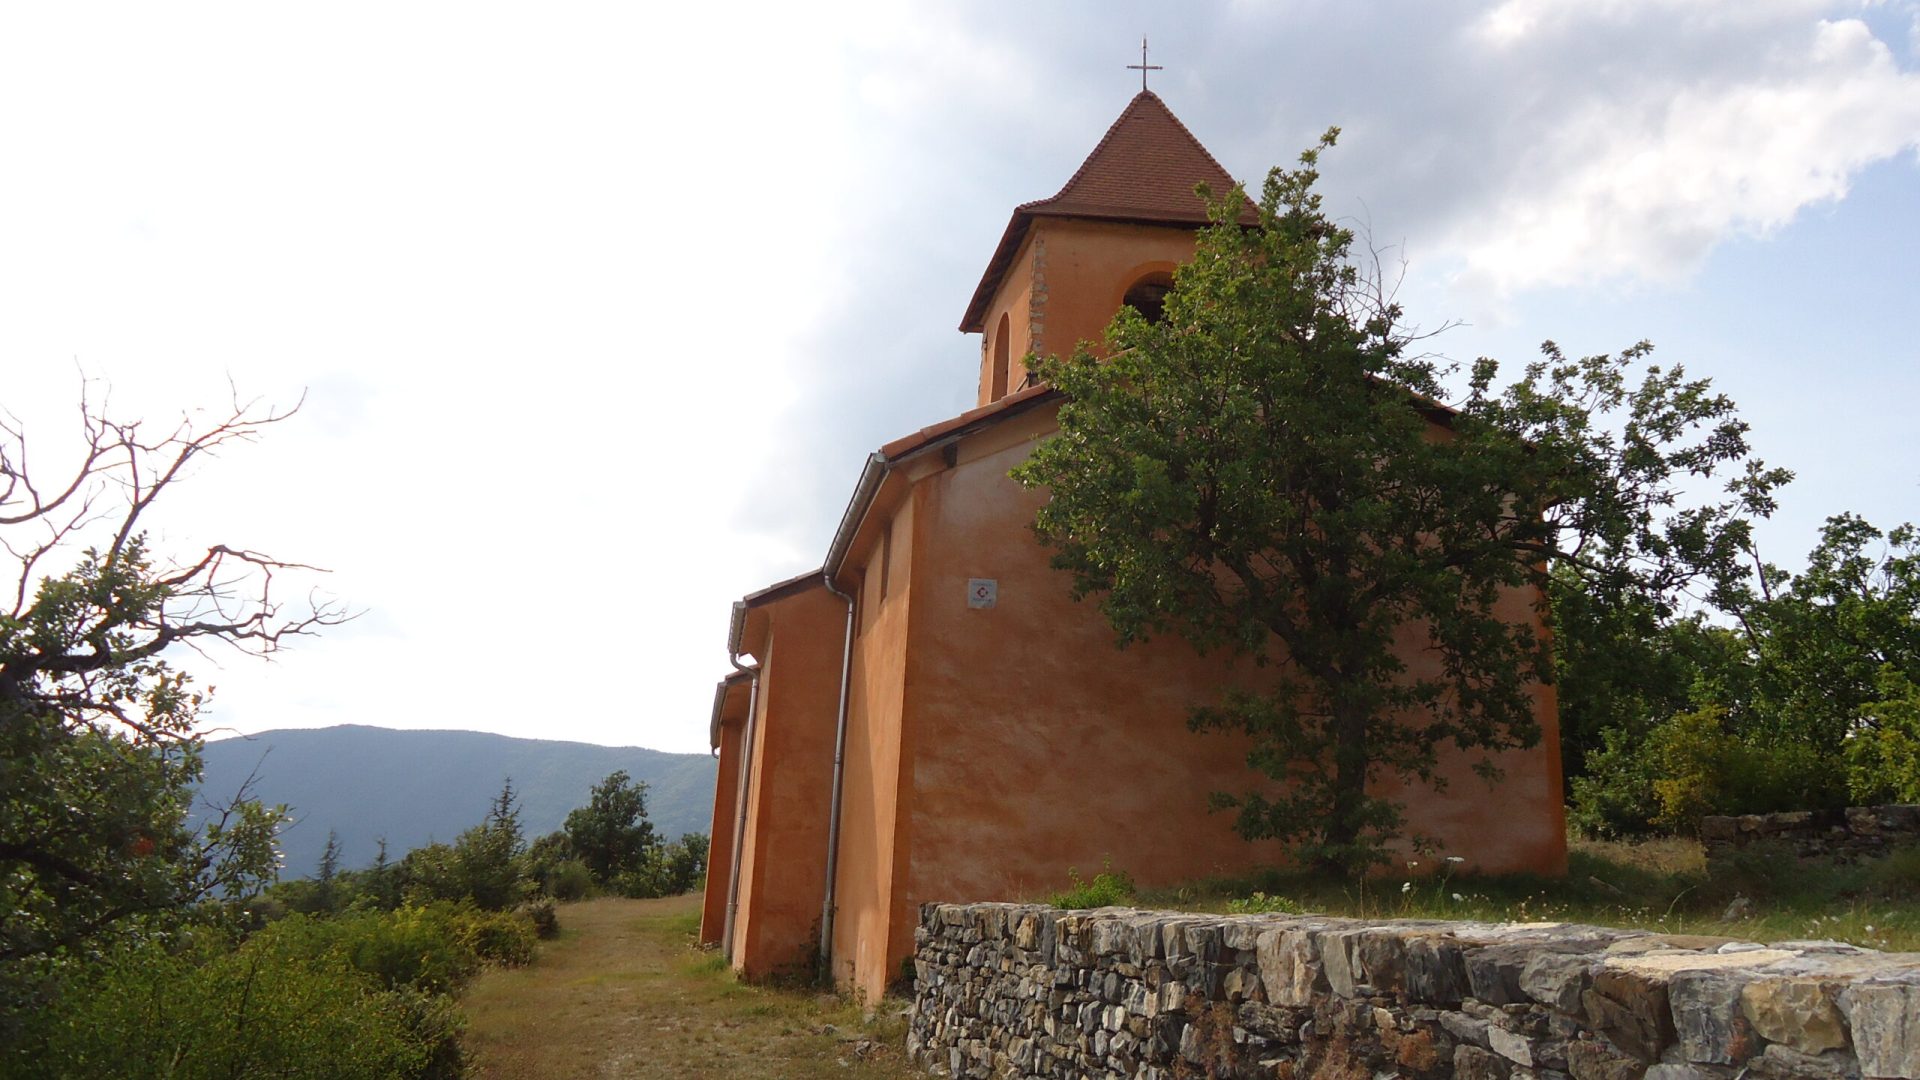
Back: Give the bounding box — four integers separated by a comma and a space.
818, 572, 856, 980
813, 452, 885, 983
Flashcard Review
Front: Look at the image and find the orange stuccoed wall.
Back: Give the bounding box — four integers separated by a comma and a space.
978, 218, 1198, 407
698, 677, 750, 946
822, 402, 1567, 1005
826, 494, 918, 1002
724, 585, 845, 979
725, 95, 1564, 1003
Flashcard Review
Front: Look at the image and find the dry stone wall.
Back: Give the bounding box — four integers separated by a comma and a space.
1701, 805, 1920, 865
907, 902, 1920, 1080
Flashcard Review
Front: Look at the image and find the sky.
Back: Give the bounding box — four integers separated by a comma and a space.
2, 1, 1916, 754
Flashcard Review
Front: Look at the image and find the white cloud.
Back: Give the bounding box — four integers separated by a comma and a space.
1440, 10, 1920, 294
2, 0, 1915, 754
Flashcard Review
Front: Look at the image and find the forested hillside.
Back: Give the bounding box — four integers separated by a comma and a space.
195, 726, 716, 877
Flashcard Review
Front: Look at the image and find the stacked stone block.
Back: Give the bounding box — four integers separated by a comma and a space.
1701, 805, 1920, 865
908, 902, 1920, 1079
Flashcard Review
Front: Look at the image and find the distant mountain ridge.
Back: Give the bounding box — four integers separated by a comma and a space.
193, 725, 717, 880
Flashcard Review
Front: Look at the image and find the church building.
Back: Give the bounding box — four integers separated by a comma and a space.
699, 90, 1568, 1004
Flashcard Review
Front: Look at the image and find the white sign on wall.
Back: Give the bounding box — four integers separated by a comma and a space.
967, 578, 998, 609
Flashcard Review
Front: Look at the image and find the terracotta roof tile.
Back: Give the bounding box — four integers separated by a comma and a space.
1023, 90, 1247, 224
738, 566, 825, 609
877, 383, 1058, 460
961, 92, 1255, 332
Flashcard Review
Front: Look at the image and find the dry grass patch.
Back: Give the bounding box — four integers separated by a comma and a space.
463, 895, 918, 1079
1133, 835, 1920, 951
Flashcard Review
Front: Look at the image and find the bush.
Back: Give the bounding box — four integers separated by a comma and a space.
1225, 891, 1304, 915
322, 906, 481, 995
1848, 668, 1920, 803
519, 899, 561, 940
388, 986, 468, 1080
452, 907, 535, 968
1868, 844, 1920, 895
24, 928, 423, 1080
1568, 726, 1664, 837
1050, 863, 1135, 909
1572, 706, 1847, 835
1702, 837, 1876, 906
545, 858, 595, 901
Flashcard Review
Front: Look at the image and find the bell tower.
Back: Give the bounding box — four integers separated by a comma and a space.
960, 91, 1254, 406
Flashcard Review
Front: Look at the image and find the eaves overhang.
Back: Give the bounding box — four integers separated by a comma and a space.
708, 666, 756, 751
823, 384, 1060, 583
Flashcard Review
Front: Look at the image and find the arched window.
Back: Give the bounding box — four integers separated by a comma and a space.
990, 313, 1011, 400
1122, 273, 1174, 325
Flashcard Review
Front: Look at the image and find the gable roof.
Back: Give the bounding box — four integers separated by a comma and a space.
877, 381, 1058, 460
960, 91, 1255, 333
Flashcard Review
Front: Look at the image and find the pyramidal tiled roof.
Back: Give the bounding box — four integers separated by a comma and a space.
961, 92, 1253, 332
1024, 90, 1244, 223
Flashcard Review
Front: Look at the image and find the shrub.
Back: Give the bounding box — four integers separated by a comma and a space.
25, 928, 423, 1080
388, 986, 468, 1080
519, 898, 561, 940
545, 858, 595, 901
1225, 891, 1304, 915
328, 906, 481, 995
1050, 863, 1135, 909
1848, 668, 1920, 803
452, 906, 536, 968
1869, 844, 1920, 895
1573, 706, 1847, 835
1568, 725, 1664, 837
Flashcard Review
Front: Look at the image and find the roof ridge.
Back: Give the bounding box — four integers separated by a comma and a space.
959, 91, 1250, 332
1142, 92, 1244, 202
1022, 91, 1240, 214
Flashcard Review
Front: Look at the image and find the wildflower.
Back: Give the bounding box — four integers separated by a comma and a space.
1452, 893, 1464, 902
1407, 860, 1419, 870
1446, 856, 1465, 864
1866, 925, 1876, 934
1401, 881, 1412, 894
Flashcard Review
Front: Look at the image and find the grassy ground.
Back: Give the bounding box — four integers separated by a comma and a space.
1127, 835, 1920, 952
462, 895, 919, 1080
459, 842, 1915, 1076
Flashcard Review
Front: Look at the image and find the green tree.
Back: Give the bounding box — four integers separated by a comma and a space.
1014, 131, 1782, 872
524, 830, 593, 900
619, 832, 709, 899
308, 829, 344, 914
1548, 569, 1748, 785
360, 836, 405, 910
456, 779, 527, 910
1850, 667, 1920, 803
1750, 515, 1920, 747
396, 781, 530, 911
0, 388, 343, 1038
563, 770, 656, 884
1569, 514, 1919, 833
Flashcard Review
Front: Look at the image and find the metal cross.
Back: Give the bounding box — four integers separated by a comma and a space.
1127, 36, 1162, 91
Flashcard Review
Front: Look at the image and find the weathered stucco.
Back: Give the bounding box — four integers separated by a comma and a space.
711, 92, 1567, 1006
726, 585, 844, 979
808, 397, 1566, 1005
977, 218, 1199, 407
698, 677, 749, 946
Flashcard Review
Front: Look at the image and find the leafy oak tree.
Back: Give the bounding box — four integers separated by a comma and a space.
1570, 512, 1920, 832
1014, 131, 1784, 873
1, 386, 344, 1038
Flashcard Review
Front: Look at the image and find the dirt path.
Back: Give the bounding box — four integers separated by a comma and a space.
462, 895, 920, 1079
